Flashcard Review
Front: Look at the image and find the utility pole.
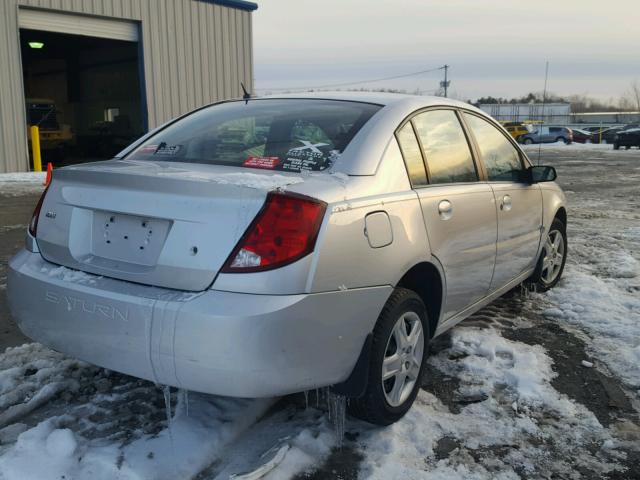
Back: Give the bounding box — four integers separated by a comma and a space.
439, 65, 450, 97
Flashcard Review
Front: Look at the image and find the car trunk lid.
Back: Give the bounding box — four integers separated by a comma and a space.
36, 160, 305, 291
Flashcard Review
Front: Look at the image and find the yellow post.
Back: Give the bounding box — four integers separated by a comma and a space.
599, 121, 603, 144
30, 125, 43, 172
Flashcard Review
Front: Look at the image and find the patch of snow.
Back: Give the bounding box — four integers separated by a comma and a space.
39, 265, 101, 285
45, 428, 77, 458
0, 344, 274, 480
329, 171, 350, 184
230, 444, 290, 479
0, 172, 46, 183
0, 424, 28, 444
543, 267, 640, 388
0, 225, 28, 234
156, 170, 304, 190
259, 426, 334, 480
0, 172, 46, 196
356, 325, 618, 479
522, 141, 614, 150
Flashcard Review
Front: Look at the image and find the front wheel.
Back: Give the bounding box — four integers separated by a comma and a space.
613, 142, 620, 150
523, 138, 534, 145
528, 218, 567, 291
348, 288, 429, 425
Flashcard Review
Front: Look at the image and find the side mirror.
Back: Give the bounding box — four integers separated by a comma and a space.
527, 165, 557, 183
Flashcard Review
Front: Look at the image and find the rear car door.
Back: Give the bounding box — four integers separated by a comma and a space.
462, 112, 543, 292
396, 109, 497, 321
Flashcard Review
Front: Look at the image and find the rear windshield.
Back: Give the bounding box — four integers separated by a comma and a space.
128, 99, 381, 172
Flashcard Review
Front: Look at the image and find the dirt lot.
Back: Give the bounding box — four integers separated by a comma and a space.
0, 145, 638, 479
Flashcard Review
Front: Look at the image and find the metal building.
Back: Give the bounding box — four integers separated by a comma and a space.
479, 103, 572, 124
0, 0, 257, 173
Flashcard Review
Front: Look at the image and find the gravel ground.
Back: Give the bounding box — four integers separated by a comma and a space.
0, 145, 638, 479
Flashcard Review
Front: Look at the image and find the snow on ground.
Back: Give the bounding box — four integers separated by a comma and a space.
0, 172, 46, 197
0, 345, 272, 480
521, 141, 618, 151
0, 148, 639, 479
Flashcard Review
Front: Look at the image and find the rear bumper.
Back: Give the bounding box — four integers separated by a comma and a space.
8, 250, 390, 397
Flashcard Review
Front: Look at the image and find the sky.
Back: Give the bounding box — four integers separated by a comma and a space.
252, 0, 640, 102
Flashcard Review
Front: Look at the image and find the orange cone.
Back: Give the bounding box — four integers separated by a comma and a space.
43, 162, 53, 186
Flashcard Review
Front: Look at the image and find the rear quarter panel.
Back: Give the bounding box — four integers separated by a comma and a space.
308, 192, 431, 293
308, 139, 432, 292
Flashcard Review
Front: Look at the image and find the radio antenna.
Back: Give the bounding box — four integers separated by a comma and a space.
537, 61, 549, 165
241, 82, 251, 104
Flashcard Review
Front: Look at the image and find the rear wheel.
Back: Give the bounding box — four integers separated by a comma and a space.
555, 136, 566, 144
528, 218, 567, 291
523, 138, 534, 145
614, 142, 620, 150
349, 288, 429, 425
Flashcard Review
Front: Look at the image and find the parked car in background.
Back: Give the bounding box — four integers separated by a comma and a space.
571, 128, 593, 143
8, 93, 567, 426
613, 128, 640, 149
591, 124, 640, 144
500, 121, 532, 141
590, 126, 623, 144
519, 126, 573, 144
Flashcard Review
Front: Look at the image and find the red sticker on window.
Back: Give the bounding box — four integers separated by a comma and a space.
138, 144, 158, 154
243, 156, 280, 169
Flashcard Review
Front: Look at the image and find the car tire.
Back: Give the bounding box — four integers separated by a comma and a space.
555, 137, 566, 144
527, 218, 567, 292
523, 138, 534, 145
613, 142, 620, 150
348, 288, 429, 426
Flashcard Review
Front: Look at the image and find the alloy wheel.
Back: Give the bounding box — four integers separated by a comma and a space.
542, 229, 565, 284
381, 312, 424, 407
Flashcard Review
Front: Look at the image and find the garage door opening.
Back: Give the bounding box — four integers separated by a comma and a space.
20, 28, 144, 167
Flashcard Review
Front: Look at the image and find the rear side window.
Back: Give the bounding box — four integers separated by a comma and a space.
412, 110, 477, 184
128, 99, 381, 173
463, 113, 523, 182
396, 123, 427, 187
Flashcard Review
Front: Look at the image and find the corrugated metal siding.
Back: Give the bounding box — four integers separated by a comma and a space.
0, 0, 253, 172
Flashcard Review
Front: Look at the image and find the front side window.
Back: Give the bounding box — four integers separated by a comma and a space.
128, 99, 381, 173
412, 110, 477, 184
396, 123, 427, 187
463, 113, 523, 182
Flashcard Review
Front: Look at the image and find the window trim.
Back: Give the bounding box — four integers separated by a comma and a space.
395, 106, 482, 188
458, 109, 533, 181
394, 122, 428, 188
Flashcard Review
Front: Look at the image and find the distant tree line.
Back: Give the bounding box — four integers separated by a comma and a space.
472, 81, 640, 113
278, 80, 640, 114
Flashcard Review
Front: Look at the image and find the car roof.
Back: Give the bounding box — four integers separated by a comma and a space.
261, 90, 475, 110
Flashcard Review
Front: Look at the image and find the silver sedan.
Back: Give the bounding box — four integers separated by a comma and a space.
8, 92, 567, 425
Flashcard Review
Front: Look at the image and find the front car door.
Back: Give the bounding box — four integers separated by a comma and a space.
462, 112, 543, 291
396, 109, 498, 321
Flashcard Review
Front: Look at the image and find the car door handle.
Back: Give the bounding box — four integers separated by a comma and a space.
438, 200, 453, 220
500, 195, 512, 211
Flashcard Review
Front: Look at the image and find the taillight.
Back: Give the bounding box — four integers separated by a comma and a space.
221, 191, 327, 273
28, 185, 49, 237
